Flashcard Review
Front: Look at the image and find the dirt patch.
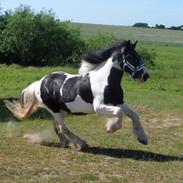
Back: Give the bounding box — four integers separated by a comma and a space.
129, 105, 182, 129
151, 114, 182, 129
131, 104, 154, 113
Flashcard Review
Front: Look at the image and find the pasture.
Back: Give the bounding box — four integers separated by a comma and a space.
72, 23, 183, 45
0, 43, 183, 182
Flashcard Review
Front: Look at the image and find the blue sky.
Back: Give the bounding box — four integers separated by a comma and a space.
1, 0, 183, 27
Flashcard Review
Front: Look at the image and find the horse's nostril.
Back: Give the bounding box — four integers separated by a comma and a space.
143, 73, 149, 81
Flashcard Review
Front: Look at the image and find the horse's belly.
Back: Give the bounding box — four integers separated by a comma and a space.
65, 95, 94, 114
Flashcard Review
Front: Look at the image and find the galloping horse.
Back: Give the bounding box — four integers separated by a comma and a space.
5, 40, 149, 150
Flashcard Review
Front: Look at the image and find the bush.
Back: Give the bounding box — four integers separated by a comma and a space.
137, 46, 156, 68
85, 33, 117, 50
133, 23, 149, 28
0, 6, 85, 66
85, 34, 156, 68
0, 6, 156, 68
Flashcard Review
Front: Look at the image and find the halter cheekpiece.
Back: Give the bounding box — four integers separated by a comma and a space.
119, 54, 145, 78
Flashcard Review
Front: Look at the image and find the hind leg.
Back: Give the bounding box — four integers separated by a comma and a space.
49, 110, 88, 151
53, 120, 69, 148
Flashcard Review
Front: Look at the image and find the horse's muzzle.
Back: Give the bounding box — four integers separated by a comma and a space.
142, 73, 149, 82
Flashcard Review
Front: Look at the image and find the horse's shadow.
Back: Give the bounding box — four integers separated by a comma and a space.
42, 142, 183, 162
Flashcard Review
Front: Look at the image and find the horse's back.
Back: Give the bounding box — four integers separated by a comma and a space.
40, 72, 94, 114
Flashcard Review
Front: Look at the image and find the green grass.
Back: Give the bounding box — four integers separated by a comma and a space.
0, 44, 183, 110
0, 114, 182, 182
0, 43, 183, 182
71, 22, 183, 45
0, 64, 76, 98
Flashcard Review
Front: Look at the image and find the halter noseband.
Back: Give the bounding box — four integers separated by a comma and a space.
119, 54, 145, 78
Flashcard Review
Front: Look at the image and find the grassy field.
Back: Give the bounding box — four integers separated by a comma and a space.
71, 23, 183, 45
0, 43, 183, 182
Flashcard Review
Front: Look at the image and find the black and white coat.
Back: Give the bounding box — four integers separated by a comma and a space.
5, 40, 149, 150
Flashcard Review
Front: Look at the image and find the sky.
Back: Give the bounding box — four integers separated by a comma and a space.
1, 0, 183, 27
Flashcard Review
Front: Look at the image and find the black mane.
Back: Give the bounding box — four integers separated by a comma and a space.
82, 40, 128, 65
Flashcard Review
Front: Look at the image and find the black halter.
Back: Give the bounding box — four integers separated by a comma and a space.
119, 54, 145, 79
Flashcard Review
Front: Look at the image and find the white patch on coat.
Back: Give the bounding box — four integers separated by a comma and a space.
79, 60, 96, 75
113, 60, 123, 71
90, 58, 113, 99
65, 95, 94, 113
60, 73, 79, 96
34, 78, 46, 104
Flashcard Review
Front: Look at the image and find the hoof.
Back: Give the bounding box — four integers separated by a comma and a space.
59, 142, 69, 148
138, 137, 148, 145
73, 142, 89, 151
59, 138, 70, 148
106, 129, 114, 133
80, 143, 89, 151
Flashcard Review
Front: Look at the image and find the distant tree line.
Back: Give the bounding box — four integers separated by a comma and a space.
133, 22, 183, 30
0, 5, 156, 67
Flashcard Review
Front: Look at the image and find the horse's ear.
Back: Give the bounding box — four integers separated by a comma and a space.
132, 40, 138, 49
127, 40, 131, 44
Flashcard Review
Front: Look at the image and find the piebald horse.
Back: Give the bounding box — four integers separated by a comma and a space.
5, 40, 149, 150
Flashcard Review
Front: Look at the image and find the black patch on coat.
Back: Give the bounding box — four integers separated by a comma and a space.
40, 73, 70, 113
61, 76, 79, 102
104, 67, 124, 105
62, 73, 93, 104
40, 73, 94, 113
78, 73, 94, 103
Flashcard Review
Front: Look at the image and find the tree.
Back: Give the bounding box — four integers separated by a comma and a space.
0, 6, 85, 66
155, 24, 165, 29
133, 23, 149, 28
168, 26, 181, 30
85, 33, 117, 50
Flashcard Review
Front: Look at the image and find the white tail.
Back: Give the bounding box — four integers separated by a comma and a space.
4, 81, 40, 120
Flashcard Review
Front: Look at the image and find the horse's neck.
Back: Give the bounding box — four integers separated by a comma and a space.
93, 58, 123, 86
95, 58, 114, 73
108, 66, 124, 87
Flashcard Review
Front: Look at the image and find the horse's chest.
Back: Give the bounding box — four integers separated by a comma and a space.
104, 85, 124, 105
103, 67, 124, 105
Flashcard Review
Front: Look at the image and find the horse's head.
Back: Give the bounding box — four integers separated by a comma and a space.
114, 40, 149, 82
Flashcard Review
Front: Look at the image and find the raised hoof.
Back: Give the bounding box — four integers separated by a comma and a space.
138, 137, 148, 145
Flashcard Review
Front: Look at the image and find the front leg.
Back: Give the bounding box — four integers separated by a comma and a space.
93, 100, 124, 133
105, 117, 123, 133
94, 102, 124, 117
120, 104, 148, 145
